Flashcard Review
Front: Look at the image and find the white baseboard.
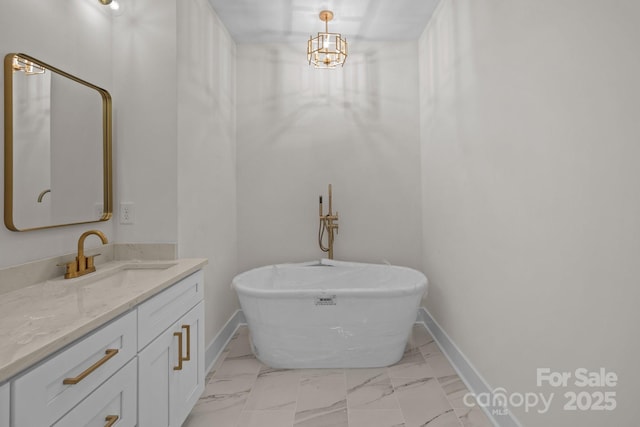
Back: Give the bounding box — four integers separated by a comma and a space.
416, 307, 522, 427
204, 309, 246, 374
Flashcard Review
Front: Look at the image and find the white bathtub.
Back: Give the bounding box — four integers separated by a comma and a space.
232, 259, 428, 368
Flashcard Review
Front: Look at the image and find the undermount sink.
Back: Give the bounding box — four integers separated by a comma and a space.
45, 261, 179, 290
84, 262, 178, 288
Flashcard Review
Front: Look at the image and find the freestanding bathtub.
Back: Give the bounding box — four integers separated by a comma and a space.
232, 259, 428, 368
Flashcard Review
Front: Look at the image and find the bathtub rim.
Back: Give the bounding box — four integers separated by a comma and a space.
232, 259, 428, 299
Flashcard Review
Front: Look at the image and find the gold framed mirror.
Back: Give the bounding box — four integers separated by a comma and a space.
4, 53, 112, 231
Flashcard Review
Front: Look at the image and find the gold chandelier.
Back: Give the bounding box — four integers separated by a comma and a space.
307, 10, 348, 69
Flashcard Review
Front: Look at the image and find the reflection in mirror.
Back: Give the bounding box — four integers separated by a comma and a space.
4, 53, 112, 231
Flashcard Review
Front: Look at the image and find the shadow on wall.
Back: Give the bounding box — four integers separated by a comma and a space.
235, 40, 423, 270
236, 43, 421, 151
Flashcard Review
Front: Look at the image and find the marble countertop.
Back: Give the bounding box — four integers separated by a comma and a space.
0, 258, 207, 382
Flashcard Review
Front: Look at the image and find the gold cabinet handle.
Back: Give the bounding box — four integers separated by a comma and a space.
104, 415, 119, 427
181, 324, 191, 361
173, 332, 183, 370
63, 349, 119, 385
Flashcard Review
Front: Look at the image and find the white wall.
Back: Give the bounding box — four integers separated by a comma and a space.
177, 0, 239, 349
0, 0, 114, 267
112, 0, 178, 244
236, 42, 423, 272
113, 0, 240, 348
1, 0, 239, 351
418, 1, 640, 425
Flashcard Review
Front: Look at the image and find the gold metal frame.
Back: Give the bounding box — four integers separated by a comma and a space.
4, 53, 113, 231
307, 10, 348, 69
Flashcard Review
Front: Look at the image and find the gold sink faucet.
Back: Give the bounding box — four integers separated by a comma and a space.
319, 184, 339, 259
63, 230, 108, 279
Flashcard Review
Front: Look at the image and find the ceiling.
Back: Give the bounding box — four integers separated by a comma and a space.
206, 0, 441, 44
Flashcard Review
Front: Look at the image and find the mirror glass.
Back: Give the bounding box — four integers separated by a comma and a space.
4, 53, 112, 231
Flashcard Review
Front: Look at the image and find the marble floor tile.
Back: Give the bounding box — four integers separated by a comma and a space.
407, 324, 445, 362
298, 368, 346, 378
406, 324, 435, 351
295, 370, 348, 426
214, 353, 262, 379
244, 366, 301, 411
438, 374, 471, 409
236, 410, 295, 427
183, 376, 255, 427
196, 377, 256, 411
348, 409, 406, 427
387, 347, 435, 379
428, 353, 458, 379
455, 405, 494, 427
419, 339, 444, 362
420, 341, 444, 362
210, 347, 230, 376
184, 324, 497, 427
421, 410, 464, 427
391, 376, 455, 427
205, 366, 218, 384
294, 408, 349, 427
183, 409, 240, 427
346, 368, 399, 410
226, 328, 253, 359
235, 326, 250, 337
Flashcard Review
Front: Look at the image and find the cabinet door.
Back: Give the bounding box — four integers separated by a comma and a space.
52, 358, 137, 427
0, 382, 9, 427
138, 302, 204, 427
171, 301, 204, 427
138, 323, 174, 427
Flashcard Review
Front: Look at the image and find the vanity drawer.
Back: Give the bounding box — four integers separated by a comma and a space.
12, 310, 137, 427
52, 358, 137, 427
138, 270, 204, 350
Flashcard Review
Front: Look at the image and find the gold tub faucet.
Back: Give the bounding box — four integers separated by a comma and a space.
319, 184, 339, 259
63, 230, 109, 279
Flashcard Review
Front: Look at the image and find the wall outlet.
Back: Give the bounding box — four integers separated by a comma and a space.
120, 202, 135, 224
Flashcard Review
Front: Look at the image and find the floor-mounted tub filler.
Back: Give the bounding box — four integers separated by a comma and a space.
232, 259, 428, 368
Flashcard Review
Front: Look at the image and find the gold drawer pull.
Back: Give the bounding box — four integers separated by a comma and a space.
63, 349, 119, 385
104, 415, 119, 427
182, 324, 191, 361
173, 332, 183, 370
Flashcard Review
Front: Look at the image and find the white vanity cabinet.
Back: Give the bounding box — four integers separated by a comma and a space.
4, 264, 206, 427
138, 270, 205, 427
0, 382, 9, 427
